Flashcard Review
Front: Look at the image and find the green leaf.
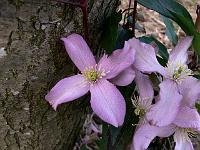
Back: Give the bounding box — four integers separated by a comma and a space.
110, 126, 121, 145
195, 103, 200, 113
80, 145, 88, 150
96, 124, 109, 149
115, 26, 134, 49
193, 32, 200, 56
139, 36, 169, 66
161, 15, 178, 46
113, 84, 137, 150
100, 12, 122, 53
137, 0, 195, 35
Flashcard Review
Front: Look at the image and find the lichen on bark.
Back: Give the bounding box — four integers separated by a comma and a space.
0, 0, 119, 149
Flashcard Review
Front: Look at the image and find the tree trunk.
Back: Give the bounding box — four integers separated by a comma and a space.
0, 0, 119, 149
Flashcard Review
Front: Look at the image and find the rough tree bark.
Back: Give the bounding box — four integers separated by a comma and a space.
0, 0, 119, 149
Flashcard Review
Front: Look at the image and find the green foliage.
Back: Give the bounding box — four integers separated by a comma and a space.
137, 0, 200, 57
100, 12, 122, 53
193, 32, 200, 55
96, 124, 109, 149
115, 26, 134, 49
137, 0, 195, 34
195, 103, 200, 113
161, 15, 178, 46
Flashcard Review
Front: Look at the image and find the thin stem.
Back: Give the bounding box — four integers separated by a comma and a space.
126, 0, 132, 27
196, 5, 200, 15
132, 0, 137, 36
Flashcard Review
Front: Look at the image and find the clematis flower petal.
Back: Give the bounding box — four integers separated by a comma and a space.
135, 70, 154, 101
132, 124, 175, 150
169, 36, 193, 65
45, 74, 89, 110
146, 80, 182, 127
127, 38, 166, 76
90, 79, 126, 127
98, 42, 135, 79
173, 106, 200, 129
109, 66, 135, 86
174, 129, 194, 150
61, 34, 96, 72
179, 76, 200, 107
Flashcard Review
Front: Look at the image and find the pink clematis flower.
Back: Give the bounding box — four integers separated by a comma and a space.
129, 68, 183, 128
45, 34, 136, 127
132, 76, 200, 150
124, 36, 194, 127
133, 107, 200, 150
127, 36, 193, 83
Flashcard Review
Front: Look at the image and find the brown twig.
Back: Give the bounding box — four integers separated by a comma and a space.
195, 5, 200, 32
132, 0, 137, 36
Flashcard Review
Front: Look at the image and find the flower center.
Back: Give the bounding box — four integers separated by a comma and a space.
166, 62, 192, 82
131, 96, 151, 117
175, 127, 198, 142
82, 65, 107, 83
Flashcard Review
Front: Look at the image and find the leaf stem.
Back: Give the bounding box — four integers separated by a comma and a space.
132, 0, 137, 36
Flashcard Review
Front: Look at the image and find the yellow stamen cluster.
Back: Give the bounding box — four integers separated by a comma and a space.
183, 128, 198, 138
82, 64, 107, 84
166, 62, 192, 82
131, 96, 151, 118
175, 127, 198, 142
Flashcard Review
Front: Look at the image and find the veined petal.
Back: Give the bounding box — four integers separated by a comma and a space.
90, 79, 126, 127
173, 106, 200, 129
174, 129, 194, 150
179, 76, 200, 107
132, 124, 175, 150
169, 36, 193, 65
109, 66, 135, 86
98, 42, 136, 79
146, 80, 182, 127
61, 34, 96, 72
45, 74, 89, 110
135, 70, 154, 103
127, 38, 166, 75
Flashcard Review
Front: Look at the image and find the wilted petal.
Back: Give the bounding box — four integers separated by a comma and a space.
179, 76, 200, 107
146, 80, 182, 127
135, 70, 154, 102
169, 36, 193, 65
61, 34, 96, 71
174, 130, 194, 150
45, 74, 89, 110
127, 38, 166, 75
90, 79, 126, 127
132, 124, 175, 150
109, 66, 135, 86
173, 106, 200, 129
98, 42, 135, 79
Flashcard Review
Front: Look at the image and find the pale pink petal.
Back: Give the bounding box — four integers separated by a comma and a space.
98, 42, 136, 79
179, 76, 200, 107
135, 70, 154, 102
146, 80, 182, 127
174, 130, 194, 150
169, 36, 193, 65
127, 38, 166, 76
132, 124, 175, 150
109, 66, 135, 86
90, 79, 126, 127
61, 34, 96, 71
173, 106, 200, 129
45, 74, 89, 110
